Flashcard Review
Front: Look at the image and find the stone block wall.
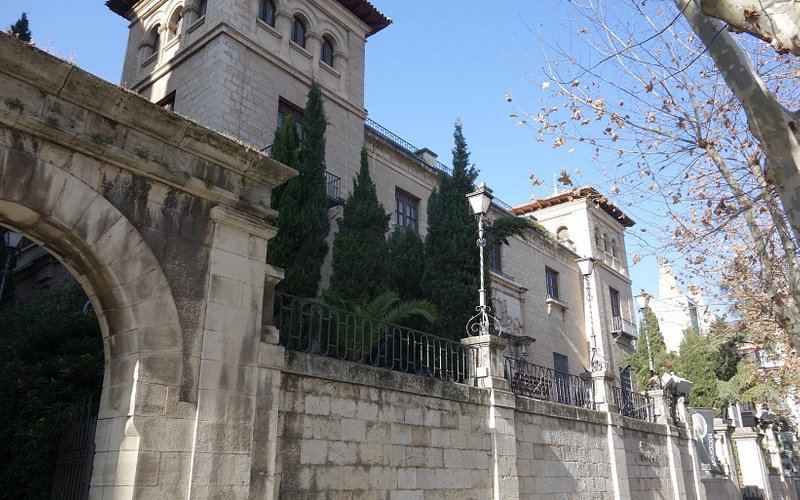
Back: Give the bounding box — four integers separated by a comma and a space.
515, 400, 612, 498
277, 351, 493, 499
271, 349, 700, 499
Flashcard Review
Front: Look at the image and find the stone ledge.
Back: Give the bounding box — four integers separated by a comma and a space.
284, 350, 490, 405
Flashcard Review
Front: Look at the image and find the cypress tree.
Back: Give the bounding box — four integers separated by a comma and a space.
388, 226, 425, 302
421, 121, 480, 341
624, 307, 670, 389
267, 82, 330, 298
9, 13, 31, 42
675, 330, 721, 409
328, 149, 390, 304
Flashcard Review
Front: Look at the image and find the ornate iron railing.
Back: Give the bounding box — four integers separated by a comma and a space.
613, 386, 655, 422
275, 292, 474, 382
504, 357, 594, 409
325, 171, 342, 204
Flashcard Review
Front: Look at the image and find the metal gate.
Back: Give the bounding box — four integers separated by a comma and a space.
50, 401, 97, 500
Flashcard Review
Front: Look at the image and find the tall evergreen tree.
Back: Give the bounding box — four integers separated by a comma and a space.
267, 82, 330, 297
624, 307, 670, 389
387, 226, 425, 302
328, 149, 390, 304
675, 330, 721, 410
9, 12, 31, 42
421, 121, 480, 341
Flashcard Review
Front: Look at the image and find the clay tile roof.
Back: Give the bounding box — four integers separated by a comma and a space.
511, 186, 636, 228
105, 0, 391, 37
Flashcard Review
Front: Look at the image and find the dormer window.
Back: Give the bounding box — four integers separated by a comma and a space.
291, 16, 306, 48
258, 0, 276, 27
321, 36, 334, 66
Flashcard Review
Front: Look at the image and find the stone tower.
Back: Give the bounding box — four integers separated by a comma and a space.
107, 0, 390, 186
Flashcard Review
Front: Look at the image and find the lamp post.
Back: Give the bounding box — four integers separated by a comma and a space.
0, 230, 23, 302
577, 256, 605, 371
634, 290, 657, 386
466, 183, 494, 336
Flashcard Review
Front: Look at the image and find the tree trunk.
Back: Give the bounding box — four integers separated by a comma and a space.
676, 0, 800, 243
700, 0, 800, 56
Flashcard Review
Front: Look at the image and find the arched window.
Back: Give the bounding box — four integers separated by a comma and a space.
258, 0, 275, 26
556, 226, 570, 243
321, 36, 334, 66
291, 16, 306, 48
603, 233, 610, 253
148, 25, 161, 55
167, 8, 183, 41
594, 226, 602, 250
611, 239, 619, 259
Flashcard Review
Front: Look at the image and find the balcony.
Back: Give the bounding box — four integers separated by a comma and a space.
610, 316, 637, 341
325, 171, 343, 207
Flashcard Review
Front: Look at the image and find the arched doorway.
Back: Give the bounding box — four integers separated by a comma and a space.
0, 153, 185, 498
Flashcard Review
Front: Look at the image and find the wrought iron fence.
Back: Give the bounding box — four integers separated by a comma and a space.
613, 386, 655, 422
504, 357, 594, 410
275, 292, 474, 382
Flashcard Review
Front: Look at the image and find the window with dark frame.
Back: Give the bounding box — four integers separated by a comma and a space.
321, 37, 334, 67
689, 302, 700, 332
545, 267, 559, 300
395, 189, 419, 232
277, 98, 304, 143
609, 287, 622, 332
553, 352, 570, 404
291, 17, 306, 48
258, 0, 275, 27
489, 245, 501, 273
197, 0, 207, 17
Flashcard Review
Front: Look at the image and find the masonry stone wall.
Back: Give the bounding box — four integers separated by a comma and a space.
277, 351, 494, 499
271, 348, 702, 500
514, 400, 612, 498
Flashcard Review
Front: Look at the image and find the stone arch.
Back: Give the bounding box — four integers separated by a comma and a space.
0, 143, 185, 496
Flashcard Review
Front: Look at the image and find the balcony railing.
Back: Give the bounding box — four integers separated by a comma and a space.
275, 292, 474, 382
612, 386, 654, 422
325, 171, 343, 205
610, 316, 637, 339
504, 357, 594, 410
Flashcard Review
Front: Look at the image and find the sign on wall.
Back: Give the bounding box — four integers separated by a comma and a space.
691, 408, 723, 476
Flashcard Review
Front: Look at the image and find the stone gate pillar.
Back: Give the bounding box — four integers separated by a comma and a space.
460, 335, 519, 500
187, 206, 278, 499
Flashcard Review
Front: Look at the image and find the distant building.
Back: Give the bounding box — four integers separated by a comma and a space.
649, 259, 716, 352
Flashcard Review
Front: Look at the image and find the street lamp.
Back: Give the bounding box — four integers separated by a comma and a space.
634, 290, 658, 387
466, 183, 494, 336
0, 230, 24, 302
577, 257, 605, 371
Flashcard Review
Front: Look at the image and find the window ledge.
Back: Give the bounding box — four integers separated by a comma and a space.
188, 16, 205, 34
320, 61, 340, 78
257, 18, 281, 38
290, 41, 312, 59
164, 36, 180, 51
545, 296, 569, 314
141, 52, 157, 68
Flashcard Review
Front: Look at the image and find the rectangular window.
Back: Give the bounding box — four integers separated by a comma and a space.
545, 267, 559, 300
688, 302, 700, 332
553, 352, 570, 404
620, 369, 634, 394
395, 189, 419, 232
609, 287, 621, 331
277, 98, 304, 142
489, 246, 501, 273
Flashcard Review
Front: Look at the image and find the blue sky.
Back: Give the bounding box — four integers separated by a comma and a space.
0, 1, 663, 296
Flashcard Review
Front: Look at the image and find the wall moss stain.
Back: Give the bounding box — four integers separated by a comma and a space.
101, 171, 153, 230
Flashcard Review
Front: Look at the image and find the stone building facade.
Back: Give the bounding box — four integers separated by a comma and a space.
106, 0, 640, 389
